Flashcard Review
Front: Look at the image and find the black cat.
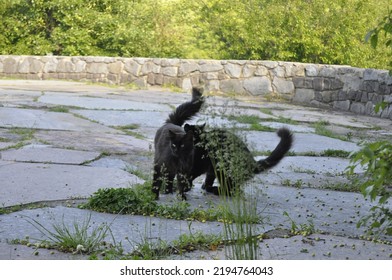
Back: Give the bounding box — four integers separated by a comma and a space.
152, 87, 204, 200
184, 124, 293, 196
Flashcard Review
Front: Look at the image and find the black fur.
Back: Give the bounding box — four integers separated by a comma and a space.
152, 87, 204, 200
184, 124, 293, 196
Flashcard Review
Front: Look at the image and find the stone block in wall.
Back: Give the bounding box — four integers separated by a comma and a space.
147, 73, 155, 85
86, 62, 107, 74
243, 64, 256, 78
316, 90, 337, 103
364, 68, 382, 81
361, 92, 368, 103
292, 77, 313, 89
179, 61, 199, 76
120, 73, 135, 84
384, 95, 392, 104
74, 60, 86, 73
378, 83, 392, 95
243, 76, 272, 95
224, 63, 242, 78
134, 76, 147, 88
366, 101, 378, 116
155, 74, 164, 85
293, 89, 315, 104
43, 58, 58, 73
108, 61, 123, 74
3, 57, 18, 74
319, 66, 337, 77
202, 72, 219, 80
313, 77, 343, 91
162, 66, 178, 77
57, 59, 75, 73
261, 61, 278, 69
205, 80, 220, 92
181, 78, 193, 91
342, 74, 362, 92
271, 66, 286, 78
221, 79, 245, 94
141, 61, 160, 75
199, 61, 223, 73
350, 102, 366, 114
361, 80, 379, 93
18, 57, 43, 74
305, 65, 318, 77
163, 76, 177, 86
337, 90, 347, 101
161, 58, 180, 67
124, 60, 141, 76
381, 105, 392, 119
310, 100, 332, 109
371, 93, 383, 104
107, 73, 118, 83
272, 77, 294, 94
333, 100, 351, 111
254, 65, 269, 76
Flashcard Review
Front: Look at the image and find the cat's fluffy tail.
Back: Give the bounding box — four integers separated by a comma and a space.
255, 127, 293, 173
165, 87, 204, 126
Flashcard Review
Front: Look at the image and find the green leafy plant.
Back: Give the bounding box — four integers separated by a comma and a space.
81, 182, 226, 222
81, 183, 157, 215
348, 141, 392, 236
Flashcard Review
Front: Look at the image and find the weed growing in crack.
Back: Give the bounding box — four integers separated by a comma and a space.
24, 214, 117, 255
283, 211, 315, 237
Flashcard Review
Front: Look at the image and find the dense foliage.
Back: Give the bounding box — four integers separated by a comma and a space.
348, 141, 392, 236
0, 0, 390, 69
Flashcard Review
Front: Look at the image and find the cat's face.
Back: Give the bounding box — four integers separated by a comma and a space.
169, 130, 194, 157
184, 123, 205, 141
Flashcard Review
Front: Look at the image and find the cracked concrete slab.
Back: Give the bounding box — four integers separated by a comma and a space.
39, 94, 172, 111
1, 144, 101, 164
0, 107, 116, 132
246, 131, 360, 153
0, 161, 144, 207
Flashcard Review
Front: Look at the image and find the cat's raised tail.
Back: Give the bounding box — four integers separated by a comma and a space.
255, 127, 293, 173
165, 87, 204, 126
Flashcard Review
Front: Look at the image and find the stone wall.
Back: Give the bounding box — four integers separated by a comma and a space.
1, 55, 391, 119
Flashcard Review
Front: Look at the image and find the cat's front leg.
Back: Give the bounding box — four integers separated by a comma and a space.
202, 167, 216, 190
164, 173, 175, 194
177, 173, 192, 200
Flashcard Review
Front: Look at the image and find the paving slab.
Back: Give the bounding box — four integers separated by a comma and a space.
39, 94, 172, 111
246, 131, 360, 153
35, 130, 152, 153
175, 233, 392, 260
264, 156, 363, 175
0, 161, 144, 207
71, 109, 168, 128
0, 144, 101, 164
0, 107, 116, 132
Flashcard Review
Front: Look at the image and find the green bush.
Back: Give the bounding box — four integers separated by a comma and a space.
348, 141, 392, 236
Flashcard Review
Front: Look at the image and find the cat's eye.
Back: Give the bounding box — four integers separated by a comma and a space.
171, 144, 176, 148
180, 144, 185, 148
